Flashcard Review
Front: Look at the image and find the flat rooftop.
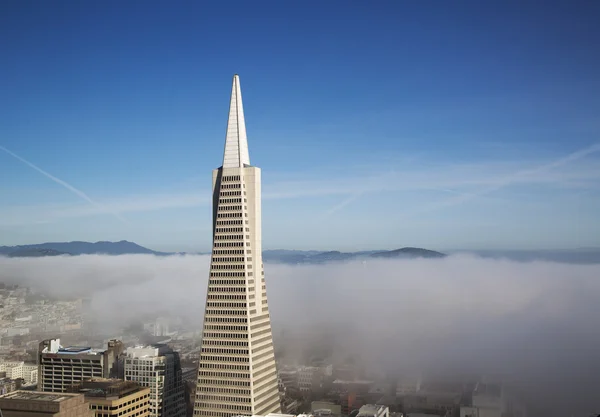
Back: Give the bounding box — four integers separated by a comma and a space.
0, 391, 81, 402
59, 346, 91, 353
70, 378, 145, 398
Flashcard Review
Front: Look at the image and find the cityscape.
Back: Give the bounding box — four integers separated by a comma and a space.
1, 3, 600, 417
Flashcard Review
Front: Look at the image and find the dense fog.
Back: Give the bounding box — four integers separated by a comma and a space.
1, 254, 599, 416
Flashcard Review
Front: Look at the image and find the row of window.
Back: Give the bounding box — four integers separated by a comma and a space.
219, 198, 243, 204
219, 190, 241, 196
203, 324, 248, 332
221, 175, 241, 182
215, 219, 244, 226
203, 339, 248, 347
212, 248, 246, 255
195, 403, 251, 413
216, 212, 242, 218
193, 410, 250, 417
214, 242, 248, 248
211, 263, 247, 270
206, 302, 246, 308
214, 227, 243, 233
217, 205, 242, 212
198, 358, 249, 367
211, 257, 247, 263
207, 294, 246, 301
207, 287, 246, 293
198, 370, 249, 378
196, 387, 250, 395
198, 363, 249, 371
205, 310, 247, 317
203, 332, 248, 339
205, 317, 247, 323
214, 235, 250, 241
208, 279, 245, 285
210, 271, 247, 276
197, 394, 251, 403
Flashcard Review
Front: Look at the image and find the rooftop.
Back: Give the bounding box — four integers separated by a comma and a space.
358, 405, 388, 416
68, 378, 145, 398
59, 346, 92, 354
0, 391, 82, 402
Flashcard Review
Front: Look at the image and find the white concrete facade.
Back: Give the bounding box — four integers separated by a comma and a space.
124, 345, 186, 417
0, 361, 37, 384
194, 75, 281, 417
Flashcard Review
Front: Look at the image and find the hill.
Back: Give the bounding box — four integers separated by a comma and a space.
7, 248, 70, 257
262, 247, 446, 264
370, 247, 446, 259
0, 240, 167, 257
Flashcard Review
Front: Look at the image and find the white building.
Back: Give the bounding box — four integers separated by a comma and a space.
194, 75, 281, 416
124, 344, 186, 417
0, 361, 37, 384
298, 367, 321, 393
38, 338, 122, 392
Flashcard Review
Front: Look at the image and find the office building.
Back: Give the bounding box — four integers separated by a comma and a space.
193, 74, 280, 417
0, 391, 94, 417
68, 378, 151, 417
0, 361, 37, 384
124, 345, 186, 417
38, 339, 123, 392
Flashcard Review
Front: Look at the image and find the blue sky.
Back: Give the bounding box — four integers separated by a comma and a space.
1, 1, 599, 252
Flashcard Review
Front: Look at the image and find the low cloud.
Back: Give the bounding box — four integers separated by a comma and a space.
1, 254, 599, 416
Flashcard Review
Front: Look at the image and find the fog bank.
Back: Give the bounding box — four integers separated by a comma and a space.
1, 254, 599, 416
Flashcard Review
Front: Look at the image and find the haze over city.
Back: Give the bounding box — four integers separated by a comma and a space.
1, 2, 599, 417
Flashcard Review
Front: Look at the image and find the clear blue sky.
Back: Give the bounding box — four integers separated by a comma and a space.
1, 1, 599, 252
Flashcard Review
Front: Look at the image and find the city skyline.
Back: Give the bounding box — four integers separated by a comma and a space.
1, 2, 600, 252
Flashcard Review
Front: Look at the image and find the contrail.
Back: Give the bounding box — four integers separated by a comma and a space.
414, 142, 600, 214
0, 145, 127, 223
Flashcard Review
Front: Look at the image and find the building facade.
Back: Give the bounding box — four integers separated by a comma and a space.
68, 378, 151, 417
0, 391, 94, 417
193, 74, 281, 417
0, 361, 37, 384
38, 339, 123, 392
124, 345, 186, 417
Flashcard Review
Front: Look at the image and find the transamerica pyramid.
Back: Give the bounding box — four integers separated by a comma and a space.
194, 75, 281, 417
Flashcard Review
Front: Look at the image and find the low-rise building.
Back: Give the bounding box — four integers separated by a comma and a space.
0, 361, 38, 384
0, 391, 94, 417
68, 378, 151, 417
0, 378, 18, 395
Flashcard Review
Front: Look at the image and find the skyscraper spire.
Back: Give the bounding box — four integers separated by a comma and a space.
222, 74, 250, 168
194, 76, 281, 417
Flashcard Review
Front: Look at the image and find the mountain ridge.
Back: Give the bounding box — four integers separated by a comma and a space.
0, 241, 445, 263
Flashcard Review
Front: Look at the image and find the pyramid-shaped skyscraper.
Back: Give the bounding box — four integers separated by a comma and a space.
194, 75, 281, 417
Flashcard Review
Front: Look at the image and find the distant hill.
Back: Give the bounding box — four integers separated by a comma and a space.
7, 248, 70, 258
262, 247, 446, 264
370, 247, 446, 259
0, 240, 167, 257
